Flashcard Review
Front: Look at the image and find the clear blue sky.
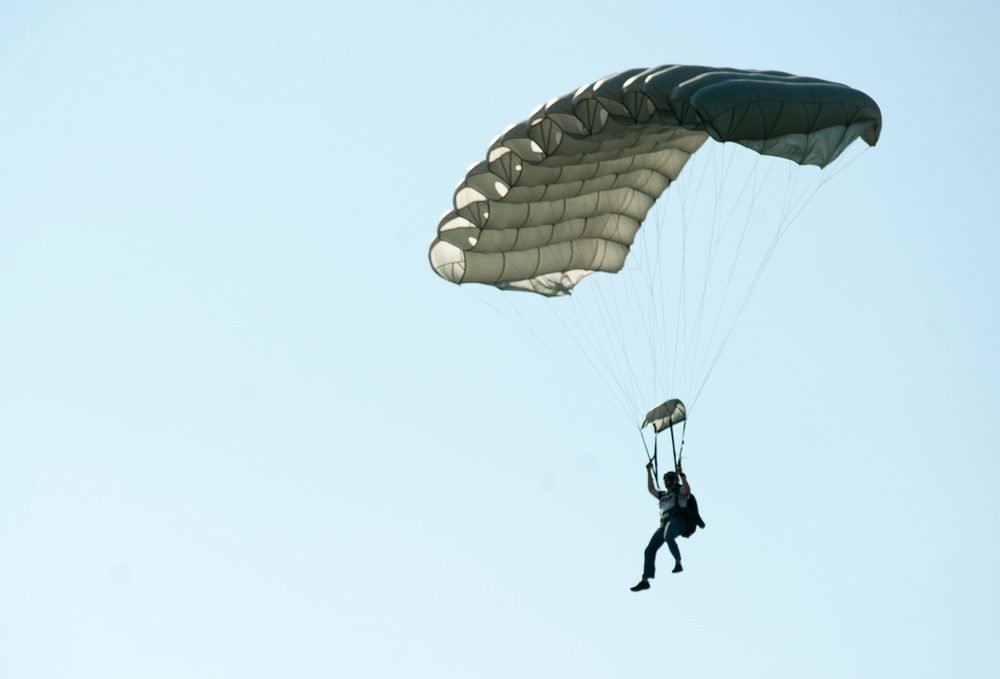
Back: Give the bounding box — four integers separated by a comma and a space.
2, 1, 998, 677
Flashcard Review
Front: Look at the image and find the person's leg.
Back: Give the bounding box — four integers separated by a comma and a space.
643, 525, 665, 580
663, 516, 683, 572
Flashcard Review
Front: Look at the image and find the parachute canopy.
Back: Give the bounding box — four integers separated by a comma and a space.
643, 399, 687, 434
429, 65, 881, 296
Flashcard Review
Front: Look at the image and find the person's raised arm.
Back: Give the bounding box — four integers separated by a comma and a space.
646, 461, 659, 498
677, 465, 692, 500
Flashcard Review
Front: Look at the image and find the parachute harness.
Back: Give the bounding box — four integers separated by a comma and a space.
639, 428, 659, 489
672, 420, 687, 472
639, 420, 686, 491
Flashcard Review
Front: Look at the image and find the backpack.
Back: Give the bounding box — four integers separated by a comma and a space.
676, 494, 706, 538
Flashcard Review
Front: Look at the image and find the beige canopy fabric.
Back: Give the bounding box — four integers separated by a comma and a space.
642, 399, 687, 433
429, 65, 881, 296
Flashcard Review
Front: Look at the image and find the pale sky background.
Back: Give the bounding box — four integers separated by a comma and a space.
2, 2, 999, 678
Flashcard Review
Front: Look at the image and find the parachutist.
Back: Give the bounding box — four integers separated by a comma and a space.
631, 462, 690, 592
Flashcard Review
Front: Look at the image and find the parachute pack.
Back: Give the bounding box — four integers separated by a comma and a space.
677, 495, 706, 539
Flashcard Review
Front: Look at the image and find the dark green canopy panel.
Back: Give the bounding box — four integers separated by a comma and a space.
429, 65, 881, 296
